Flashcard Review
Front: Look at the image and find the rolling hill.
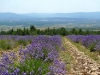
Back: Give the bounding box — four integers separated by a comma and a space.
0, 12, 100, 20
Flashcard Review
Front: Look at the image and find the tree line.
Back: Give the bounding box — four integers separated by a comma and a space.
0, 25, 100, 36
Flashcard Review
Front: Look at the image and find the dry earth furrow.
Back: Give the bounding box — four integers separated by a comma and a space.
64, 37, 100, 75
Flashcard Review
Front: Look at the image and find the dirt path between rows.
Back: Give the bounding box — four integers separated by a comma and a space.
63, 37, 100, 75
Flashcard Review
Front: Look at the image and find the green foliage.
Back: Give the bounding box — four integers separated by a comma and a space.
70, 28, 77, 34
15, 58, 50, 75
89, 43, 97, 52
58, 27, 68, 36
30, 25, 36, 31
78, 28, 83, 35
17, 40, 28, 46
0, 25, 100, 35
0, 40, 12, 50
28, 39, 32, 44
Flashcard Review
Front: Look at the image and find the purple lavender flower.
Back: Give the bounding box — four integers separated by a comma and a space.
0, 35, 66, 75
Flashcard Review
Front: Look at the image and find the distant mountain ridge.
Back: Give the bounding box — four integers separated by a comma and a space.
0, 12, 30, 20
0, 12, 100, 20
25, 12, 100, 18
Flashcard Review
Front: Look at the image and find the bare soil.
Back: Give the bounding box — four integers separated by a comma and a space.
62, 37, 100, 75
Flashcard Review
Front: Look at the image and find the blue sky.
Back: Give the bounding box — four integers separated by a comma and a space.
0, 0, 100, 14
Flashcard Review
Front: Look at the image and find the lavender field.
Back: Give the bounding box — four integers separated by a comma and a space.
0, 35, 100, 75
0, 35, 66, 75
67, 35, 100, 52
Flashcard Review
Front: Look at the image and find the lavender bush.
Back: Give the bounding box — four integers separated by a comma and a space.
67, 35, 100, 52
0, 35, 66, 75
0, 35, 36, 50
94, 41, 100, 53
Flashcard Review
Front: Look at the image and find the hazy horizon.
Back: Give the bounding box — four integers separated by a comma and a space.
1, 11, 100, 14
0, 0, 100, 14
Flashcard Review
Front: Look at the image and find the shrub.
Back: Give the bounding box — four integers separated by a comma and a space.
17, 40, 28, 46
0, 40, 12, 50
14, 58, 50, 75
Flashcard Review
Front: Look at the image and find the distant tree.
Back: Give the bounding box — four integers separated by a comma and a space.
70, 28, 76, 34
30, 25, 36, 31
58, 27, 67, 36
78, 28, 83, 35
97, 30, 100, 35
86, 29, 89, 35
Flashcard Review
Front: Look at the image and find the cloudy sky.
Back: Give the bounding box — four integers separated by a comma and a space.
0, 0, 100, 14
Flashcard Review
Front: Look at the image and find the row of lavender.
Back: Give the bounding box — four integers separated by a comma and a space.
67, 35, 100, 52
0, 35, 66, 75
0, 35, 37, 50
